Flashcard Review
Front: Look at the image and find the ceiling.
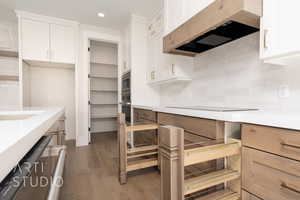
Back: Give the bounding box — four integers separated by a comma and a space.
0, 0, 163, 30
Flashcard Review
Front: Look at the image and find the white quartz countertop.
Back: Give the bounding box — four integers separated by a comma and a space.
132, 105, 300, 131
0, 107, 65, 182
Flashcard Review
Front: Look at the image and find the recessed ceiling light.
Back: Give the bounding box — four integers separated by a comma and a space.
97, 12, 105, 18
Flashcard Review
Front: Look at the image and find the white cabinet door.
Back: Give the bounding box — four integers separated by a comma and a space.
278, 0, 300, 56
21, 19, 50, 62
260, 0, 280, 59
164, 0, 185, 36
260, 0, 300, 60
50, 24, 75, 64
0, 24, 16, 51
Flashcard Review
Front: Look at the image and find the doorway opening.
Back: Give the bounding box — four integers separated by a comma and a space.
88, 40, 118, 143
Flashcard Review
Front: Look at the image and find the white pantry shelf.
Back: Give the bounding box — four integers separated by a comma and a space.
90, 130, 117, 134
91, 114, 118, 119
90, 89, 117, 93
89, 74, 117, 79
148, 76, 191, 86
0, 50, 18, 58
90, 62, 118, 67
90, 103, 118, 106
0, 75, 19, 81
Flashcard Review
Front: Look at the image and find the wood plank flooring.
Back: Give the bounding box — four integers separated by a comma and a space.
60, 132, 160, 200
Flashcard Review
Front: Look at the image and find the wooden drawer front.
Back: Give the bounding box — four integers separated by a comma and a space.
158, 113, 220, 139
242, 147, 300, 200
242, 190, 261, 200
134, 109, 157, 122
242, 124, 300, 161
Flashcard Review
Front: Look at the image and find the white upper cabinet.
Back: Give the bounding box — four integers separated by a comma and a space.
0, 23, 18, 51
21, 19, 50, 62
164, 0, 185, 36
148, 10, 194, 85
164, 0, 215, 36
50, 24, 75, 64
18, 11, 78, 65
260, 0, 300, 65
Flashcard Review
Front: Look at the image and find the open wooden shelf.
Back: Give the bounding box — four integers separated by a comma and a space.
184, 169, 240, 195
192, 189, 240, 200
89, 74, 117, 79
126, 157, 158, 172
90, 62, 118, 67
184, 141, 240, 167
91, 114, 117, 119
0, 75, 19, 81
0, 50, 18, 58
127, 151, 158, 159
125, 124, 159, 133
127, 145, 158, 154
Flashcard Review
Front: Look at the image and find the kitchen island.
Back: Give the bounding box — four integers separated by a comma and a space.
0, 107, 65, 183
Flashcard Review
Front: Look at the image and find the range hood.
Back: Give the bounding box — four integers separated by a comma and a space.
163, 0, 262, 57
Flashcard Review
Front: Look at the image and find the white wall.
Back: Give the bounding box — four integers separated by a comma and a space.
26, 66, 76, 140
160, 33, 300, 111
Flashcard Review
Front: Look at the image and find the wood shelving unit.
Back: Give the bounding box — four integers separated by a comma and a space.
118, 113, 159, 184
160, 126, 242, 200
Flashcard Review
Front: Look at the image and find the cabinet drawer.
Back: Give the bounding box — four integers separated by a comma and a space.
242, 124, 300, 161
242, 190, 261, 200
135, 109, 157, 122
158, 113, 221, 139
242, 147, 300, 200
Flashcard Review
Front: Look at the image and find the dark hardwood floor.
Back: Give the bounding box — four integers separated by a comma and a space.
60, 132, 160, 200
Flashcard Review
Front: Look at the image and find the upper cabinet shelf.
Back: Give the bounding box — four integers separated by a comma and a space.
16, 11, 78, 66
0, 50, 18, 58
0, 75, 19, 81
148, 76, 191, 86
260, 0, 300, 65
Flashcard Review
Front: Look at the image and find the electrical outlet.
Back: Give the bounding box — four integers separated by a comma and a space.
278, 85, 290, 98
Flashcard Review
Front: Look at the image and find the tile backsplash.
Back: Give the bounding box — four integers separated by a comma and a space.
160, 33, 300, 111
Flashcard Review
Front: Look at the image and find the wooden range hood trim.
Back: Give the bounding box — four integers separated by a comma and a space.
163, 0, 262, 57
